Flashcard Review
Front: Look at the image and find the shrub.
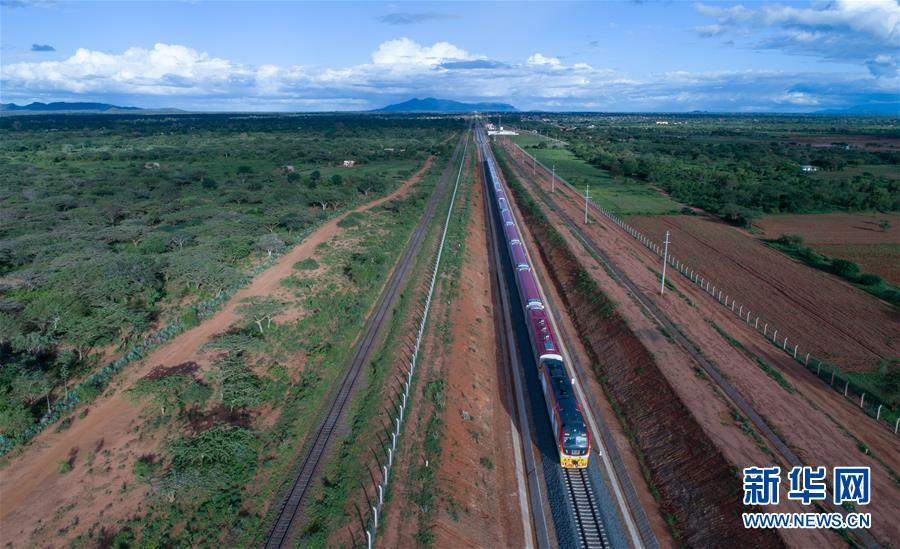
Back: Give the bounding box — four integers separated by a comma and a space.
830, 258, 860, 278
293, 258, 319, 271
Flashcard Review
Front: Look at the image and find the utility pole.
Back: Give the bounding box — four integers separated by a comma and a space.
551, 164, 556, 193
532, 154, 535, 177
584, 184, 590, 224
660, 230, 670, 295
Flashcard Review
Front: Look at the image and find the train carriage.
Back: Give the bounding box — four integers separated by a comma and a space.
480, 131, 591, 469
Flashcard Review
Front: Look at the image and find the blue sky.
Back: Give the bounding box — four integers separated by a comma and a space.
1, 1, 897, 112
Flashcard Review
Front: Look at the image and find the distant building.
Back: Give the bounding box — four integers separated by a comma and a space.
655, 120, 669, 125
144, 161, 160, 170
342, 160, 356, 167
800, 164, 818, 172
274, 165, 295, 174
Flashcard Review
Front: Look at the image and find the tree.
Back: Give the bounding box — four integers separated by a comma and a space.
236, 296, 285, 334
256, 234, 285, 257
12, 370, 53, 414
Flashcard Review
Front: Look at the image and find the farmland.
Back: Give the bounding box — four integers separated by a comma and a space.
758, 212, 900, 285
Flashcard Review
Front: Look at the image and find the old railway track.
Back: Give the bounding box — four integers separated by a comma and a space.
264, 130, 469, 548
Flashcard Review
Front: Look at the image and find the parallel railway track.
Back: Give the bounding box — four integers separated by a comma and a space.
504, 141, 881, 549
264, 131, 468, 548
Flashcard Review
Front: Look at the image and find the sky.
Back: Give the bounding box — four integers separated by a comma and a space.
1, 0, 898, 112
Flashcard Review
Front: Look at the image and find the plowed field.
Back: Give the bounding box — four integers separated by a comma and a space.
627, 214, 899, 372
758, 212, 900, 285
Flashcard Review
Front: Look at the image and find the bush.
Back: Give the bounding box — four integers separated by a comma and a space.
830, 258, 860, 278
293, 258, 319, 271
857, 273, 883, 286
776, 234, 804, 248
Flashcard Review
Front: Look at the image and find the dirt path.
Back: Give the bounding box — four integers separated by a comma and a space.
499, 140, 900, 547
0, 156, 435, 545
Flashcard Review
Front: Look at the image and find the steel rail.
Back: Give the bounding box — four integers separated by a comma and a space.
264, 132, 468, 548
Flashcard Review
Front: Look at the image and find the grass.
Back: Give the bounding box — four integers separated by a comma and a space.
511, 135, 682, 215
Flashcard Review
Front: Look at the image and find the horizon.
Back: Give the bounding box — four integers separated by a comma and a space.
1, 1, 898, 113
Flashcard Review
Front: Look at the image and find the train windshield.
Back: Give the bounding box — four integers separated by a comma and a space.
563, 425, 589, 455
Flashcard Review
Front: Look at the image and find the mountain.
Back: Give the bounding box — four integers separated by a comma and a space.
1, 102, 142, 112
375, 97, 517, 113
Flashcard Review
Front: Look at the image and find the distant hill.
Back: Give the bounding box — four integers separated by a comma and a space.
375, 97, 517, 113
1, 101, 143, 113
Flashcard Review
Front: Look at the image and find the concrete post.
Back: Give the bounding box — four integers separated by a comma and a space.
764, 323, 768, 336
805, 353, 810, 365
844, 381, 849, 396
783, 336, 788, 350
378, 484, 384, 505
875, 404, 881, 421
793, 344, 798, 358
368, 529, 372, 549
373, 506, 378, 531
755, 317, 759, 328
732, 301, 736, 312
895, 417, 899, 434
773, 329, 777, 341
860, 393, 865, 408
739, 305, 743, 316
383, 465, 389, 484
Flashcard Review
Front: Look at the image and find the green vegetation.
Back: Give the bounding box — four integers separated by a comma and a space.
511, 115, 900, 224
844, 359, 900, 410
0, 113, 455, 450
513, 134, 681, 215
768, 234, 900, 306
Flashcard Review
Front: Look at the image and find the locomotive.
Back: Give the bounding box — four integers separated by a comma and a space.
478, 129, 591, 469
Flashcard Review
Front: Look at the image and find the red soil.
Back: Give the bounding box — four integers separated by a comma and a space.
430, 156, 524, 548
498, 139, 900, 547
0, 156, 435, 546
626, 214, 898, 372
758, 212, 900, 285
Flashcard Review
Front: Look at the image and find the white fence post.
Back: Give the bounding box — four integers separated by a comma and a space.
860, 393, 865, 408
876, 405, 881, 421
373, 506, 378, 531
793, 344, 798, 358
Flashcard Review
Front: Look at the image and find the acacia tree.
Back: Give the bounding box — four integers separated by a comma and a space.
256, 234, 285, 257
236, 296, 285, 334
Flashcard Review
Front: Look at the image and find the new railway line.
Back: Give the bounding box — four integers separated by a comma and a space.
264, 130, 470, 548
478, 125, 650, 549
501, 139, 881, 549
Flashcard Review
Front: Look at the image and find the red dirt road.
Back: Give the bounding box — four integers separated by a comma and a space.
0, 156, 434, 546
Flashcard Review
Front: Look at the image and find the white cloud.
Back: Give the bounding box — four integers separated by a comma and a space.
693, 0, 900, 77
2, 43, 253, 94
371, 37, 474, 66
1, 38, 895, 112
527, 53, 561, 66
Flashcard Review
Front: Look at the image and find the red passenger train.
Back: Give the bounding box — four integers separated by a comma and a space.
478, 128, 591, 469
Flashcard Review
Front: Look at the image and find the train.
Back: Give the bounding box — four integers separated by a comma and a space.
478, 128, 591, 469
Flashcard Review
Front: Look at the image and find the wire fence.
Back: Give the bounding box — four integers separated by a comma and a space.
511, 142, 899, 437
355, 136, 468, 548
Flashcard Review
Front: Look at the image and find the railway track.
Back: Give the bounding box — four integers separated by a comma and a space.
564, 469, 609, 549
480, 127, 622, 549
502, 141, 881, 549
479, 130, 551, 549
263, 131, 468, 548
